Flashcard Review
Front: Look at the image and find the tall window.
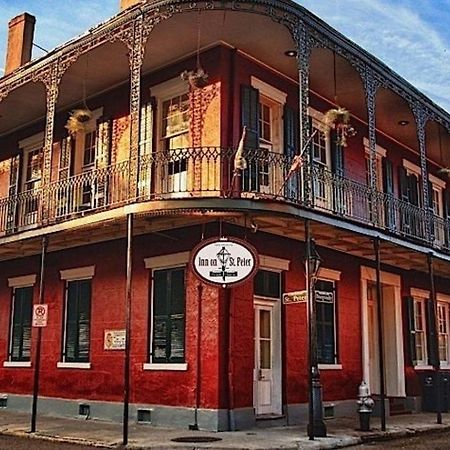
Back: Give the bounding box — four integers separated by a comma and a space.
9, 286, 33, 362
315, 279, 337, 364
413, 298, 427, 365
162, 94, 189, 150
438, 302, 449, 363
63, 279, 91, 363
151, 267, 185, 363
312, 126, 329, 167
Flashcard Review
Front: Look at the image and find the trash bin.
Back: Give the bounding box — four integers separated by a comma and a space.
421, 372, 449, 413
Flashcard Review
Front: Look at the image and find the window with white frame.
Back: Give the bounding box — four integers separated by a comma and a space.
308, 109, 330, 168
162, 93, 190, 151
438, 301, 450, 364
59, 266, 94, 366
413, 297, 428, 365
364, 138, 386, 191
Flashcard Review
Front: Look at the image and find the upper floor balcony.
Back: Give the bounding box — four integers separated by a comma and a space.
0, 0, 450, 260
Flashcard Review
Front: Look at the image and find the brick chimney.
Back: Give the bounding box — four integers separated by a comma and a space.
120, 0, 142, 11
5, 13, 36, 76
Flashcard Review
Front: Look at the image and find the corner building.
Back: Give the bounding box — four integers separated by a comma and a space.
0, 0, 449, 431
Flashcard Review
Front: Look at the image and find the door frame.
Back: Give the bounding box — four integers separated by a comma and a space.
253, 296, 282, 416
360, 266, 405, 397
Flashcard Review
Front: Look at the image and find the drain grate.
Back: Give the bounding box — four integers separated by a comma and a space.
171, 436, 222, 443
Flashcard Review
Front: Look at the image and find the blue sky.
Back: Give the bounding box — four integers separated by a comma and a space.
0, 0, 449, 112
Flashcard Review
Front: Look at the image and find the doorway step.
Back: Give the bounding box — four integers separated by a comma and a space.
255, 414, 287, 427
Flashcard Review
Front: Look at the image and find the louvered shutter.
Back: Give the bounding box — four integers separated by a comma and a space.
94, 118, 112, 207
330, 129, 344, 177
425, 298, 439, 367
382, 157, 395, 229
10, 287, 33, 361
241, 85, 259, 191
65, 280, 91, 363
399, 166, 411, 234
138, 99, 155, 199
444, 189, 450, 246
55, 136, 74, 217
6, 155, 20, 233
404, 296, 417, 365
283, 105, 298, 200
428, 180, 435, 240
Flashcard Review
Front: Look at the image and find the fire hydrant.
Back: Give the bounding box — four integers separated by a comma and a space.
357, 381, 374, 431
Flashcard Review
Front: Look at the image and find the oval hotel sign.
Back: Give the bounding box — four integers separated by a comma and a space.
191, 237, 259, 287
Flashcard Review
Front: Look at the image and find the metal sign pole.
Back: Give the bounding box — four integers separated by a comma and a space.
123, 213, 133, 445
31, 235, 48, 433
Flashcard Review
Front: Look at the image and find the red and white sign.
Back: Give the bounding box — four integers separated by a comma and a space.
32, 304, 48, 327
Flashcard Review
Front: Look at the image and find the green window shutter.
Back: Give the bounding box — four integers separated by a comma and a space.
6, 154, 20, 232
11, 287, 33, 361
59, 136, 74, 181
241, 85, 259, 192
152, 268, 186, 363
330, 130, 344, 177
425, 298, 439, 367
283, 105, 298, 200
65, 280, 91, 362
139, 99, 155, 156
404, 296, 417, 365
382, 157, 395, 229
398, 167, 409, 202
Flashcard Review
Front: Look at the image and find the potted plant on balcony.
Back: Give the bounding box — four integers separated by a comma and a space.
323, 107, 357, 147
65, 108, 93, 136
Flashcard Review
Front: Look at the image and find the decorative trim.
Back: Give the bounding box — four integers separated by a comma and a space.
150, 77, 188, 100
143, 363, 188, 371
250, 76, 287, 105
360, 266, 401, 287
144, 252, 190, 269
57, 362, 91, 369
259, 254, 290, 271
18, 132, 45, 150
363, 137, 387, 157
429, 173, 446, 189
3, 361, 31, 368
317, 267, 341, 281
403, 159, 421, 176
410, 288, 429, 299
8, 274, 37, 288
60, 266, 95, 281
437, 293, 450, 303
318, 364, 342, 370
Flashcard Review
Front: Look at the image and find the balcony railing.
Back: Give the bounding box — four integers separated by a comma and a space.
0, 146, 448, 254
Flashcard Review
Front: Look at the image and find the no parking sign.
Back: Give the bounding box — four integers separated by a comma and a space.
32, 304, 48, 327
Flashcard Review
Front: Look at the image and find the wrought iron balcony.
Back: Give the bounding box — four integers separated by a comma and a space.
0, 147, 447, 254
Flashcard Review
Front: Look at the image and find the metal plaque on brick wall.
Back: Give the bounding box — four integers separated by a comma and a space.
104, 329, 126, 350
191, 237, 259, 288
32, 304, 48, 327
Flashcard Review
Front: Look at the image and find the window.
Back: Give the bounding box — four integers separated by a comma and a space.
162, 94, 189, 150
364, 139, 386, 191
438, 302, 449, 364
9, 287, 33, 362
315, 279, 337, 364
62, 279, 91, 363
83, 130, 97, 168
254, 270, 281, 299
151, 267, 185, 363
312, 124, 329, 167
413, 298, 427, 365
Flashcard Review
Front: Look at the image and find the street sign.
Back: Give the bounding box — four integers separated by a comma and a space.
32, 304, 48, 327
191, 236, 259, 287
283, 290, 307, 304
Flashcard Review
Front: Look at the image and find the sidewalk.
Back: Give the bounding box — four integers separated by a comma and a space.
0, 410, 449, 449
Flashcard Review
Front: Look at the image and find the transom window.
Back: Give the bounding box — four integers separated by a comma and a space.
254, 270, 281, 299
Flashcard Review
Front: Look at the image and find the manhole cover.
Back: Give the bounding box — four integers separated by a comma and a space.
171, 436, 222, 443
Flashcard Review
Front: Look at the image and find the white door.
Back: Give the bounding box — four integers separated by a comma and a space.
254, 303, 281, 415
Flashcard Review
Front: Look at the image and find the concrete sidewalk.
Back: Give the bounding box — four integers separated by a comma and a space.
0, 410, 449, 449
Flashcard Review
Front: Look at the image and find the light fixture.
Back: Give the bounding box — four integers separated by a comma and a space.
284, 50, 297, 57
398, 120, 409, 126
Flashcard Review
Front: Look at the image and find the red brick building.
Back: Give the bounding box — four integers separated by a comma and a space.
0, 0, 449, 432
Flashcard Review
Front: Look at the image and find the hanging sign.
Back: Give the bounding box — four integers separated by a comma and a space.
32, 304, 48, 327
283, 290, 307, 304
191, 237, 259, 287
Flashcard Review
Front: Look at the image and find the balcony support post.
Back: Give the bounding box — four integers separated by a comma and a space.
362, 68, 380, 227
126, 15, 145, 202
35, 63, 60, 224
412, 104, 432, 242
295, 21, 312, 207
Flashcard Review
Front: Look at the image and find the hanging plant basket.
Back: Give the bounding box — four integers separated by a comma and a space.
65, 108, 93, 136
323, 107, 356, 147
180, 67, 209, 89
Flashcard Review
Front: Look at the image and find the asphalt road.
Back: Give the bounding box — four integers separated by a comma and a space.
0, 435, 109, 450
356, 430, 450, 449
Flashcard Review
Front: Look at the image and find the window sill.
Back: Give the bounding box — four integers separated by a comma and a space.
3, 361, 31, 368
143, 363, 187, 371
318, 364, 342, 370
57, 362, 91, 369
414, 365, 434, 371
440, 364, 450, 370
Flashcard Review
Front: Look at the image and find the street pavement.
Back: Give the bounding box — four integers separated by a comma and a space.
0, 410, 449, 449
